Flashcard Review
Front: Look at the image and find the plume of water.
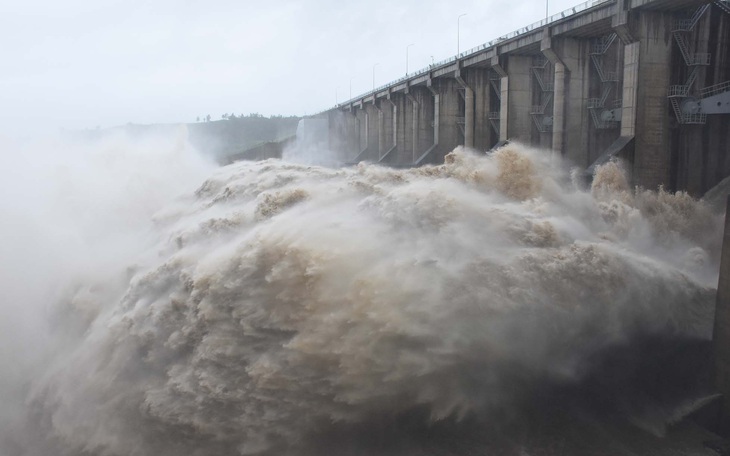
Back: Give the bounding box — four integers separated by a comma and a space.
0, 141, 723, 455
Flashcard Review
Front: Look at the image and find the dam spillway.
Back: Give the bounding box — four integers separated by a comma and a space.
319, 0, 730, 196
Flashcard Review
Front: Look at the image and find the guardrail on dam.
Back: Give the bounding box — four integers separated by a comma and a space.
319, 0, 730, 196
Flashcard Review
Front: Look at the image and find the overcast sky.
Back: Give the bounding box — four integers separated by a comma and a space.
0, 0, 581, 136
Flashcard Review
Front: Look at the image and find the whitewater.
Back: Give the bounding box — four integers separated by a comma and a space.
0, 132, 724, 455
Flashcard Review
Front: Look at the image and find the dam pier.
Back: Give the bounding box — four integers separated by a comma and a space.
317, 0, 730, 195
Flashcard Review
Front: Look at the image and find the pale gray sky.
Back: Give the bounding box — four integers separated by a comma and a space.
0, 0, 580, 136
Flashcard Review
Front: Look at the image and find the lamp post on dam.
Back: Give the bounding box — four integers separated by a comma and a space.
457, 13, 467, 54
406, 43, 415, 75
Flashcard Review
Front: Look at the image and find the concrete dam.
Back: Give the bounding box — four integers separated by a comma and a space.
314, 0, 730, 196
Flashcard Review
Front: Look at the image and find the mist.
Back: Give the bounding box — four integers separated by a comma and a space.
0, 136, 723, 455
0, 128, 215, 452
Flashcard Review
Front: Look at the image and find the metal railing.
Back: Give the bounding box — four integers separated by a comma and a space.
489, 77, 502, 100
682, 113, 707, 124
590, 55, 619, 82
701, 80, 730, 98
716, 0, 730, 14
587, 98, 603, 108
532, 63, 555, 92
589, 33, 617, 54
685, 66, 700, 91
672, 4, 710, 31
327, 0, 615, 113
690, 53, 711, 65
531, 114, 551, 132
599, 85, 612, 106
670, 97, 684, 123
668, 85, 690, 97
671, 5, 710, 69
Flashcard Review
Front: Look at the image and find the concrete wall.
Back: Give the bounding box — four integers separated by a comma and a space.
465, 67, 495, 151
505, 55, 533, 143
672, 6, 730, 195
379, 99, 396, 161
362, 103, 381, 162
355, 106, 369, 159
387, 93, 408, 164
436, 78, 463, 159
327, 0, 730, 196
632, 11, 673, 190
227, 136, 296, 163
412, 86, 435, 161
551, 37, 593, 166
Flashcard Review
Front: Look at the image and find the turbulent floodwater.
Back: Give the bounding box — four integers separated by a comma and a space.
0, 139, 725, 455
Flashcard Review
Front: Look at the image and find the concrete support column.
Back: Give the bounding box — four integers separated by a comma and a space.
455, 70, 474, 148
379, 96, 397, 161
406, 90, 419, 163
552, 62, 567, 153
412, 86, 434, 159
612, 5, 634, 48
466, 68, 494, 151
632, 11, 673, 190
390, 96, 398, 153
375, 103, 387, 157
621, 42, 639, 139
394, 93, 409, 164
363, 102, 381, 162
544, 36, 592, 165
505, 55, 533, 142
437, 78, 462, 158
355, 105, 368, 157
491, 56, 508, 142
412, 79, 441, 165
427, 79, 440, 146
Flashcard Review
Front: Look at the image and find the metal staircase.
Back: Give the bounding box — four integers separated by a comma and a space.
488, 70, 501, 135
589, 33, 619, 83
716, 0, 730, 14
702, 80, 730, 98
531, 59, 554, 92
587, 33, 620, 129
668, 4, 710, 124
530, 59, 554, 133
530, 93, 554, 132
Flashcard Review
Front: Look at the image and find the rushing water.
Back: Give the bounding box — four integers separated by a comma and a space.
0, 137, 723, 455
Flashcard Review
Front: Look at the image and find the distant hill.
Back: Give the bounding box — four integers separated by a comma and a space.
187, 115, 300, 163
74, 115, 301, 164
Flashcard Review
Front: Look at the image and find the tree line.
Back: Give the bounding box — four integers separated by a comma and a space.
195, 113, 299, 122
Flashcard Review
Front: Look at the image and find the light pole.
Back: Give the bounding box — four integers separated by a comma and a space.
545, 0, 549, 22
457, 13, 467, 55
372, 63, 379, 92
406, 43, 415, 75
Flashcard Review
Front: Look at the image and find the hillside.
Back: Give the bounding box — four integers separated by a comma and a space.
187, 115, 300, 163
74, 115, 301, 164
